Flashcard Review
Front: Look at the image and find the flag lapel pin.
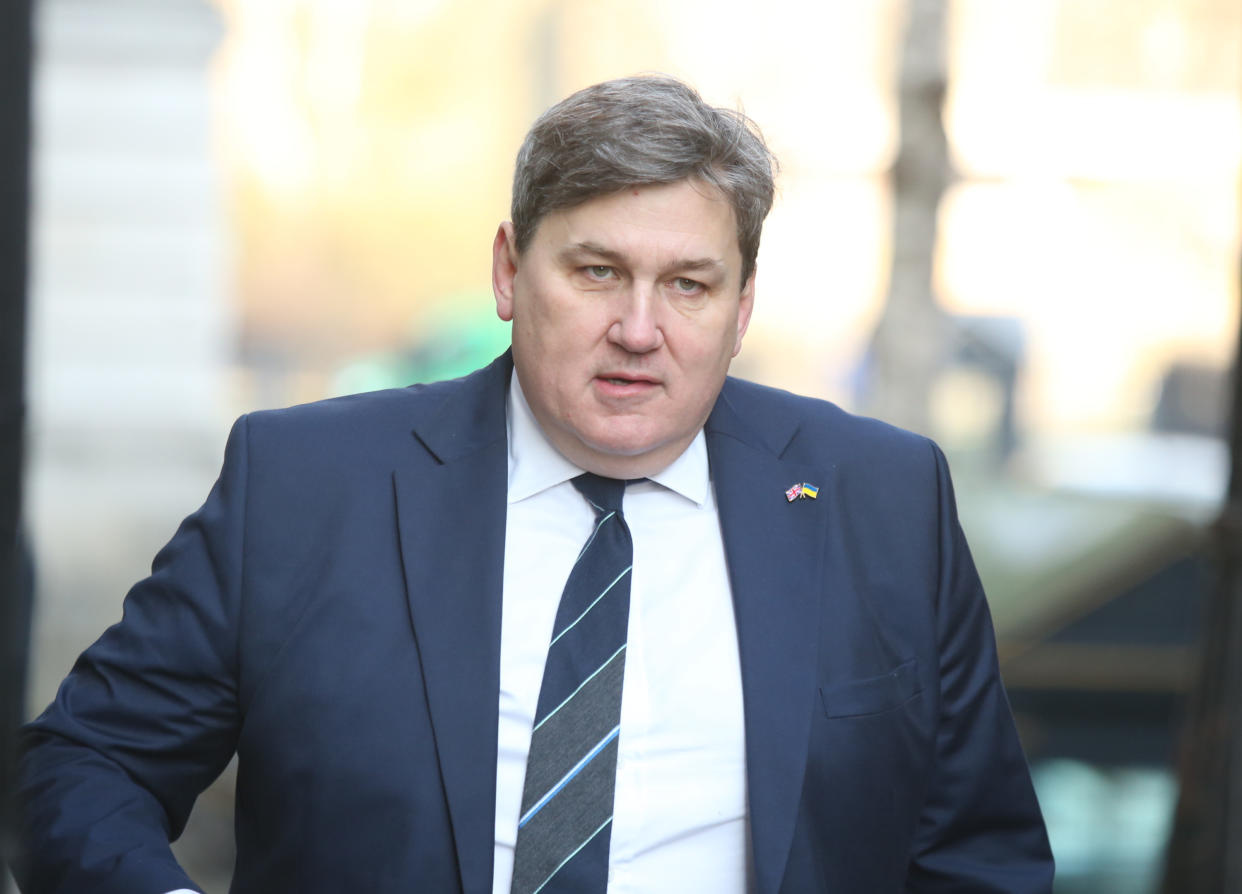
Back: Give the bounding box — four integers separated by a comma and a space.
786, 482, 819, 502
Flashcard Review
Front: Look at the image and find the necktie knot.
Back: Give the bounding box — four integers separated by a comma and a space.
572, 473, 626, 515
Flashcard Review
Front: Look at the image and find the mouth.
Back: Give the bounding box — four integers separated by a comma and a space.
594, 373, 659, 397
598, 373, 658, 386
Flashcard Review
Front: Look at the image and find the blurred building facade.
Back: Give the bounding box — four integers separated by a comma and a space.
25, 0, 237, 884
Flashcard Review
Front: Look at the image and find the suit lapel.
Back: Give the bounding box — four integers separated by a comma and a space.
393, 356, 512, 894
707, 384, 830, 894
391, 363, 830, 894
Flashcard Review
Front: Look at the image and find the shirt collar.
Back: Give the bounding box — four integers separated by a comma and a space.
506, 372, 710, 507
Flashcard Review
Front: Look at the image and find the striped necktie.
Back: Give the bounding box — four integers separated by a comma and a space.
510, 473, 633, 894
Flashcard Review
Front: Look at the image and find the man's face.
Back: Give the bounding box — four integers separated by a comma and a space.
493, 178, 754, 479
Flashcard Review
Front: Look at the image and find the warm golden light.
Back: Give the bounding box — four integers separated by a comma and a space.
209, 0, 1239, 441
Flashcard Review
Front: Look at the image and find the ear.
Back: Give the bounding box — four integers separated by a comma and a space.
732, 269, 756, 357
492, 221, 519, 322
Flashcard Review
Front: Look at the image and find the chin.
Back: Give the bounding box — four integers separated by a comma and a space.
583, 439, 655, 460
579, 425, 665, 458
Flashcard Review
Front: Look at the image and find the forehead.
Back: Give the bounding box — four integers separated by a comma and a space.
533, 180, 741, 269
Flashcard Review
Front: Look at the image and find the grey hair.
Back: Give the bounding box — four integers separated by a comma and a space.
510, 75, 777, 285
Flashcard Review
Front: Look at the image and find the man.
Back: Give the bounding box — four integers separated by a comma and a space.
15, 76, 1053, 893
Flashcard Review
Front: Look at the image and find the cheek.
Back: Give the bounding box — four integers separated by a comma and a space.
521, 282, 589, 336
688, 316, 744, 365
513, 311, 592, 387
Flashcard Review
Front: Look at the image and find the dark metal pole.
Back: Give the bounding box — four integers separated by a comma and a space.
1160, 225, 1242, 891
0, 0, 33, 887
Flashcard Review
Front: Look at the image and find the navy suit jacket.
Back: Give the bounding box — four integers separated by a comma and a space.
16, 353, 1052, 893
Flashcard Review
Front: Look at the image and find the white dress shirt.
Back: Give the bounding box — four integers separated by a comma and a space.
493, 375, 750, 894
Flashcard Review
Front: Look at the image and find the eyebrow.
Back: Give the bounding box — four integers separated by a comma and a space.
559, 241, 727, 275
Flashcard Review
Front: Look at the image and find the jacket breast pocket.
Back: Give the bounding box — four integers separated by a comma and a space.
819, 658, 923, 718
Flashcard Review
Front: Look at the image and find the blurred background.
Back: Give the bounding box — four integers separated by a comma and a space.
7, 0, 1241, 891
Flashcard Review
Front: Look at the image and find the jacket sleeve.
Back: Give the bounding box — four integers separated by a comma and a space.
906, 443, 1055, 892
13, 417, 253, 894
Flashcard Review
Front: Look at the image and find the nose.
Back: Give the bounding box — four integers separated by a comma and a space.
607, 283, 665, 354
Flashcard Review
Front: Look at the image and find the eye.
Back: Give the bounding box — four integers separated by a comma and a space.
672, 277, 704, 294
586, 265, 615, 280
